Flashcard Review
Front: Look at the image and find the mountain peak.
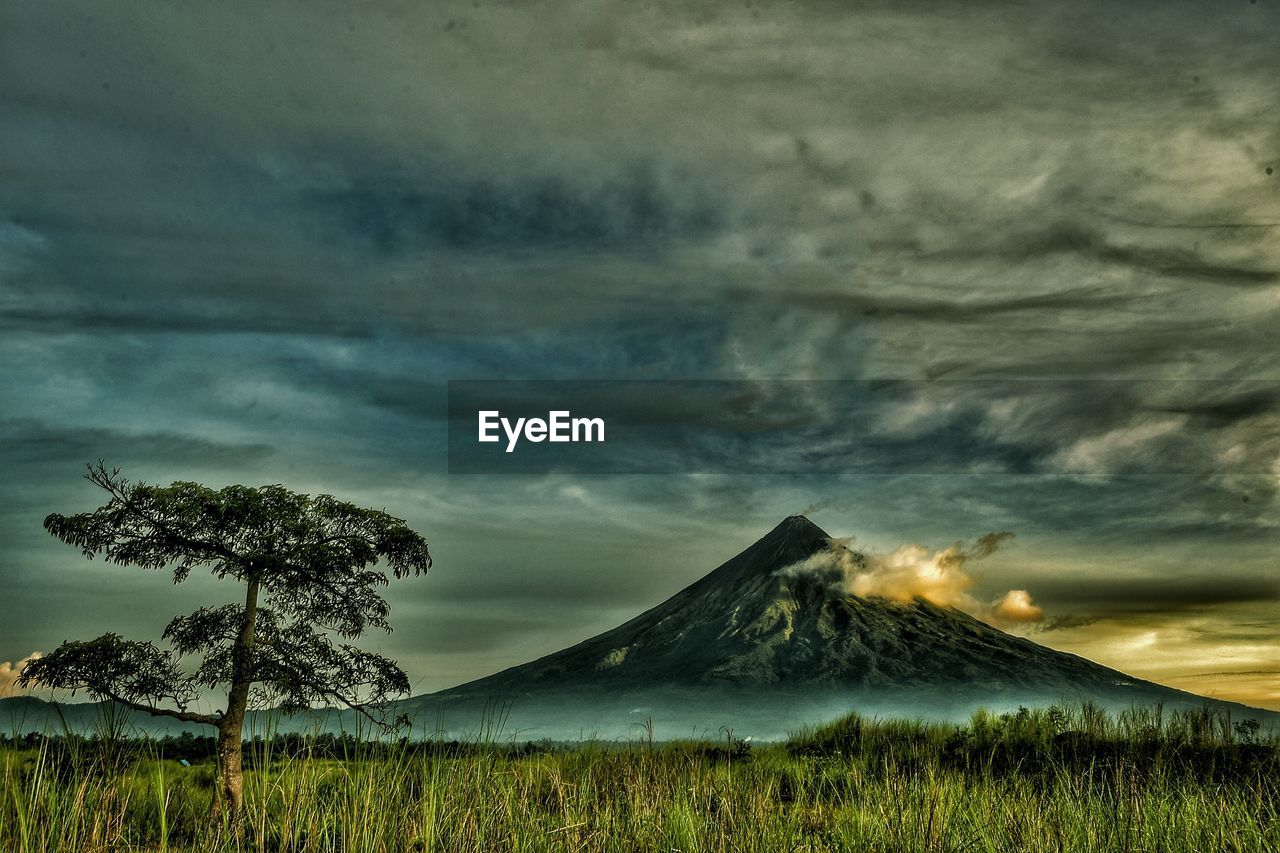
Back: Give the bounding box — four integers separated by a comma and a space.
773, 514, 830, 538
655, 514, 834, 593
754, 514, 832, 557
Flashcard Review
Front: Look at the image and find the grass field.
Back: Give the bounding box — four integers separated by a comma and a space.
3, 703, 1277, 852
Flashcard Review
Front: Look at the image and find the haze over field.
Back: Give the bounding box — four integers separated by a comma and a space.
1, 1, 1278, 713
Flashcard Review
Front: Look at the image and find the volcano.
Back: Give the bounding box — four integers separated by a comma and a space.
412, 516, 1269, 739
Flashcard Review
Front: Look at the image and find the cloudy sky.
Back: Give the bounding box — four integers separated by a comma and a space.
2, 1, 1278, 709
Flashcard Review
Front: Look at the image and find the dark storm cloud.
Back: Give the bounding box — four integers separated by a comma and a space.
1032, 576, 1280, 612
306, 165, 720, 255
0, 419, 275, 554
0, 420, 273, 476
919, 223, 1279, 287
749, 285, 1142, 322
1037, 614, 1103, 633
0, 304, 375, 339
795, 473, 1278, 548
1151, 387, 1280, 425
1, 0, 1278, 698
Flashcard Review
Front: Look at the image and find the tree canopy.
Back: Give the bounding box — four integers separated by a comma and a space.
22, 462, 431, 748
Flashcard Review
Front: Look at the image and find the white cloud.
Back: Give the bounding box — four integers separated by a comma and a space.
0, 653, 42, 698
781, 533, 1044, 629
990, 589, 1043, 625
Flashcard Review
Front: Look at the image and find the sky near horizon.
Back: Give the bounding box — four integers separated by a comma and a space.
1, 1, 1278, 709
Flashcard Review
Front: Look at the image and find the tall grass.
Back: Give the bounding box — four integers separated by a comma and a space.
2, 703, 1276, 851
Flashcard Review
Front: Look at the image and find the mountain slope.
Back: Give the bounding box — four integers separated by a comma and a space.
441, 516, 1151, 695
416, 517, 1269, 737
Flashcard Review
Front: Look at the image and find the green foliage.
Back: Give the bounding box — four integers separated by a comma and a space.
790, 702, 1280, 784
42, 463, 431, 633
21, 463, 432, 729
1, 704, 1277, 851
20, 635, 196, 713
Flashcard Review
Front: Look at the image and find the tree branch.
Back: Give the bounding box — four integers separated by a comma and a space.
96, 688, 221, 727
89, 463, 243, 565
287, 673, 399, 731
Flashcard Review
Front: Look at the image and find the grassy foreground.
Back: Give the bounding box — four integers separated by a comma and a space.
3, 704, 1278, 852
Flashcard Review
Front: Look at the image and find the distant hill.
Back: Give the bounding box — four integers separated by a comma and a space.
0, 695, 333, 739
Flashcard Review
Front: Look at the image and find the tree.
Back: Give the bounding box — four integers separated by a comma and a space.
19, 463, 431, 819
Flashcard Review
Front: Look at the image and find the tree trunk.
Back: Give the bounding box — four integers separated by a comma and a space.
213, 573, 260, 823
215, 717, 245, 817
